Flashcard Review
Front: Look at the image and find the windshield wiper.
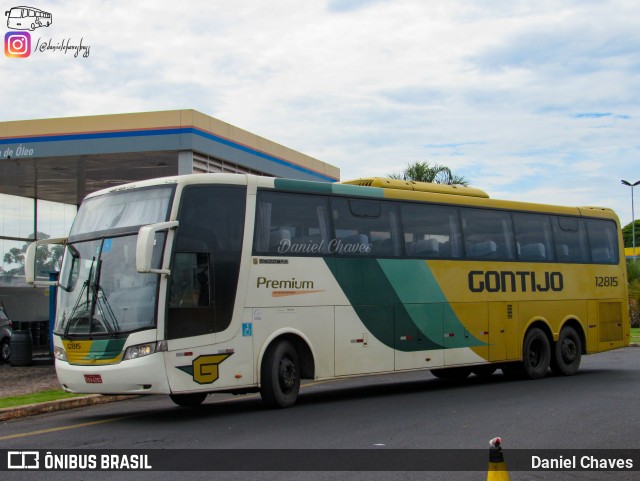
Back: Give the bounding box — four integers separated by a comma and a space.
92, 259, 119, 333
90, 258, 120, 335
64, 256, 117, 337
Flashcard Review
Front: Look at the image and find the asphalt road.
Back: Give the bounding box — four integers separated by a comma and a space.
2, 347, 639, 481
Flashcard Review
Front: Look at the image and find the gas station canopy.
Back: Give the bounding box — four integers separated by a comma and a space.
0, 109, 340, 206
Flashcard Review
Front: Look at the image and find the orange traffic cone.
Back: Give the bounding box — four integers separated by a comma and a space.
487, 437, 510, 481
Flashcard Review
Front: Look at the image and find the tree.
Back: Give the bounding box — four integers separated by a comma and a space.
2, 232, 63, 279
389, 161, 469, 186
622, 220, 640, 249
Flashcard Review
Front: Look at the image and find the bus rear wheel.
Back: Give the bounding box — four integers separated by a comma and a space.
170, 392, 207, 407
522, 327, 551, 379
260, 340, 300, 408
550, 326, 582, 376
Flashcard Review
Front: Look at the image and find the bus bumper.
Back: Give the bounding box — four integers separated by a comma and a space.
55, 353, 170, 395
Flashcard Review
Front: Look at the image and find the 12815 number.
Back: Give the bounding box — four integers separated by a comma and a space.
595, 276, 618, 287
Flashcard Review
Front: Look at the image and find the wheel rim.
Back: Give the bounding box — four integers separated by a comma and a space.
1, 342, 8, 360
561, 337, 577, 364
529, 340, 543, 368
278, 357, 297, 393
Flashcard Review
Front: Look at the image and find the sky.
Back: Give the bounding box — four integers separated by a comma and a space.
1, 0, 640, 226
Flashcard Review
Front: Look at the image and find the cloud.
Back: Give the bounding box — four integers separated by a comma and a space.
1, 0, 640, 225
327, 0, 389, 13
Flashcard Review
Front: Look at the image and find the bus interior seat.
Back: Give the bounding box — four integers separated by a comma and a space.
341, 234, 370, 253
520, 243, 546, 261
557, 244, 570, 261
371, 238, 394, 256
467, 240, 497, 258
269, 229, 291, 251
439, 241, 452, 257
410, 238, 439, 257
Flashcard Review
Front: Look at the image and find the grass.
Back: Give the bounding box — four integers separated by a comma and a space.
0, 389, 85, 409
632, 328, 640, 344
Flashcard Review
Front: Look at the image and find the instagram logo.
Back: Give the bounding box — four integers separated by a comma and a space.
5, 31, 31, 58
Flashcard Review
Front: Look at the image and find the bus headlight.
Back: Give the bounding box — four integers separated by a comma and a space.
124, 341, 167, 360
54, 346, 67, 361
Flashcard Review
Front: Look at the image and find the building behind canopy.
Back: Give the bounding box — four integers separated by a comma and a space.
0, 109, 339, 328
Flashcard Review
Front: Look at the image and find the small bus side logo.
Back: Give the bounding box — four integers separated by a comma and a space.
5, 6, 53, 31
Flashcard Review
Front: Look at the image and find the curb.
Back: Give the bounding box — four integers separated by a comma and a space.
2, 345, 639, 421
0, 394, 136, 422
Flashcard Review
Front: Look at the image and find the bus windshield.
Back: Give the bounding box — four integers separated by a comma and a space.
56, 185, 174, 337
56, 233, 166, 337
70, 185, 174, 239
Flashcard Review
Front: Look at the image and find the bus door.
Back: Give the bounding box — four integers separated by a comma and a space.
163, 185, 247, 393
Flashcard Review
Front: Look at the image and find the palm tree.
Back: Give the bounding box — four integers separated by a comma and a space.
389, 161, 469, 186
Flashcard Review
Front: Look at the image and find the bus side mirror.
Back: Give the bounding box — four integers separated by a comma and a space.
24, 237, 67, 285
136, 221, 178, 275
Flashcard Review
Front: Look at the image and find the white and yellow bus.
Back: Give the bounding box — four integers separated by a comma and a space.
27, 174, 630, 408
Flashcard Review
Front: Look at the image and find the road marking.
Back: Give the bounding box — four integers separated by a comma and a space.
0, 393, 263, 441
0, 415, 134, 441
1, 383, 331, 441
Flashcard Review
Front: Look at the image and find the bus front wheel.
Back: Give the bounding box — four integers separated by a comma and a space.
260, 340, 300, 409
550, 326, 582, 376
170, 392, 207, 407
522, 327, 551, 379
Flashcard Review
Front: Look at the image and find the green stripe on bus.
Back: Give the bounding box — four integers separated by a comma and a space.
274, 179, 334, 194
87, 338, 126, 360
273, 179, 385, 198
324, 258, 485, 351
377, 259, 485, 349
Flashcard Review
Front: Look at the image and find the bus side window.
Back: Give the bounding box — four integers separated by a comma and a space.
254, 191, 331, 256
552, 216, 589, 263
331, 198, 400, 257
169, 253, 210, 308
460, 208, 515, 260
586, 219, 619, 264
400, 203, 462, 259
513, 213, 554, 262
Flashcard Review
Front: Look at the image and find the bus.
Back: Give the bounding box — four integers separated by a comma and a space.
26, 174, 630, 408
5, 6, 52, 30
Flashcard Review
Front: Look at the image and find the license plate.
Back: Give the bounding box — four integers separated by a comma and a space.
84, 374, 103, 384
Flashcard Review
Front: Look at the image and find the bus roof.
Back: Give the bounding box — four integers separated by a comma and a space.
82, 173, 620, 223
340, 177, 489, 198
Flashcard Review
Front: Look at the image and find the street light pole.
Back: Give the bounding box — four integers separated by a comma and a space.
621, 179, 640, 258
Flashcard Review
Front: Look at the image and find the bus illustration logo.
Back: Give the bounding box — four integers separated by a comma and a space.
4, 31, 30, 57
5, 6, 52, 31
177, 353, 233, 385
